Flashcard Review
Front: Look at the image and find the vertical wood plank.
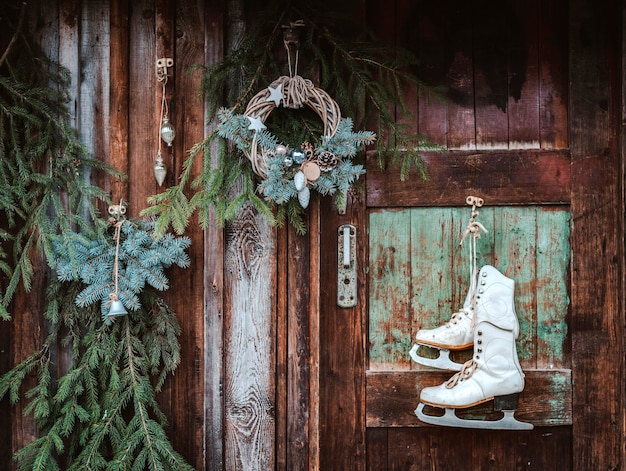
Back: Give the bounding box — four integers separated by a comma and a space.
203, 1, 225, 469
223, 205, 276, 471
414, 0, 449, 147
275, 226, 288, 471
473, 2, 509, 149
78, 0, 110, 174
9, 2, 60, 466
569, 0, 623, 469
286, 222, 311, 470
308, 200, 321, 471
127, 0, 157, 217
109, 0, 130, 203
386, 428, 432, 470
538, 0, 568, 149
409, 207, 456, 367
535, 208, 571, 369
365, 428, 387, 471
507, 0, 540, 149
368, 210, 411, 370
492, 207, 538, 366
162, 0, 206, 468
444, 1, 476, 150
320, 189, 366, 471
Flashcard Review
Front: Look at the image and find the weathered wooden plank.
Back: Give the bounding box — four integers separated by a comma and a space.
78, 0, 110, 176
535, 209, 570, 369
159, 1, 206, 468
411, 0, 448, 147
127, 0, 157, 217
203, 1, 225, 469
368, 210, 412, 370
538, 0, 569, 149
275, 226, 288, 471
9, 2, 60, 465
366, 369, 572, 428
286, 222, 312, 471
492, 207, 538, 366
109, 0, 130, 203
365, 428, 388, 471
319, 189, 367, 471
507, 0, 540, 149
224, 204, 277, 471
444, 1, 476, 150
473, 2, 509, 149
366, 150, 571, 207
307, 200, 321, 471
408, 207, 458, 368
386, 428, 434, 470
569, 0, 623, 469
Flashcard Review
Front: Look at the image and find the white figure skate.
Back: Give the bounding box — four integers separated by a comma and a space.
410, 196, 487, 371
409, 284, 476, 371
415, 265, 532, 430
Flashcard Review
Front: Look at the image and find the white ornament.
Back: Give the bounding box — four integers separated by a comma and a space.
298, 187, 310, 208
266, 83, 284, 107
247, 115, 266, 131
154, 151, 166, 186
294, 171, 306, 191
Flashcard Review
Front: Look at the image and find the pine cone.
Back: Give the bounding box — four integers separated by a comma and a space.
316, 151, 338, 171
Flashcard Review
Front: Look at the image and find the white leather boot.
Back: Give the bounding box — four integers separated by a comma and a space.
415, 265, 531, 430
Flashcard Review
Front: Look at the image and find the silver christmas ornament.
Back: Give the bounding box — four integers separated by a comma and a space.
154, 151, 167, 186
160, 116, 175, 146
290, 148, 306, 164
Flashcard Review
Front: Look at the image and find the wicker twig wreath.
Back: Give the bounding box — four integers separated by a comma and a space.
217, 74, 375, 209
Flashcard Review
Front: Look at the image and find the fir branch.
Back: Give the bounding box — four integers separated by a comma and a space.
1, 278, 193, 471
0, 14, 123, 319
144, 0, 441, 235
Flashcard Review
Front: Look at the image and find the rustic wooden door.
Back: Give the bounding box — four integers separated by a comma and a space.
318, 0, 623, 469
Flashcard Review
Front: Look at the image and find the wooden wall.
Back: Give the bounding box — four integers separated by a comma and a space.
1, 1, 624, 470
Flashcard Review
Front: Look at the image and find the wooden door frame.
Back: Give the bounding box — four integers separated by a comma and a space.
569, 0, 625, 469
318, 0, 625, 469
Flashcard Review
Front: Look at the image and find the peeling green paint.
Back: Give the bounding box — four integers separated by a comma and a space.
368, 206, 571, 370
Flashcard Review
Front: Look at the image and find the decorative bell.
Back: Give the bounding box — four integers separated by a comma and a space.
160, 116, 175, 146
108, 299, 128, 318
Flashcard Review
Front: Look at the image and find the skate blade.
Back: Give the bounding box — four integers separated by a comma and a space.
415, 402, 534, 430
409, 344, 463, 371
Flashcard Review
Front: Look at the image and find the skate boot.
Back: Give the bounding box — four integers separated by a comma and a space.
409, 280, 477, 371
415, 265, 532, 430
409, 196, 488, 371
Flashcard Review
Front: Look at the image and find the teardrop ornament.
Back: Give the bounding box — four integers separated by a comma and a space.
294, 170, 306, 191
298, 187, 311, 208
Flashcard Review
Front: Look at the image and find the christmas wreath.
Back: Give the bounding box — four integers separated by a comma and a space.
216, 74, 375, 212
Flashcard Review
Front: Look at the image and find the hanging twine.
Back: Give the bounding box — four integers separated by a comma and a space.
459, 195, 487, 323
445, 196, 487, 389
108, 203, 126, 304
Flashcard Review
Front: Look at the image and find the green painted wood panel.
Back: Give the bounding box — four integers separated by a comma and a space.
369, 210, 412, 369
368, 206, 570, 371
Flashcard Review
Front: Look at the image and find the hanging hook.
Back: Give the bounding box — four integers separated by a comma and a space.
282, 19, 304, 77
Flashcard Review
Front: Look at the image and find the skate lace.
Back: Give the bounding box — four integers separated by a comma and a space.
446, 308, 470, 326
444, 359, 477, 389
459, 198, 487, 329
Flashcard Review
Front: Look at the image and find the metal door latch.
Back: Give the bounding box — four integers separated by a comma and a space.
337, 224, 357, 308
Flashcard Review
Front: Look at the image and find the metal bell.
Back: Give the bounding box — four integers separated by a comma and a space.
108, 299, 128, 318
